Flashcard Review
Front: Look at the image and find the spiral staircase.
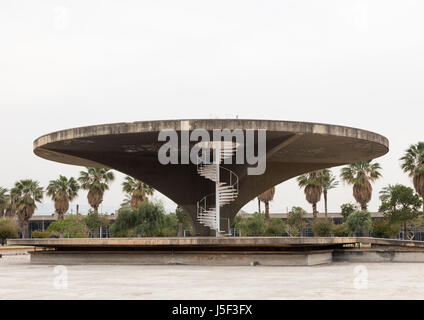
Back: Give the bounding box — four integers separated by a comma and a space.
196, 142, 239, 236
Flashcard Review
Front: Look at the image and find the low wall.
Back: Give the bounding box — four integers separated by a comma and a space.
333, 249, 424, 263
11, 237, 424, 266
0, 246, 35, 256
30, 250, 333, 266
29, 248, 424, 266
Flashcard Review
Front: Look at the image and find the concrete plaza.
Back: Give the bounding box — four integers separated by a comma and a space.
1, 254, 423, 299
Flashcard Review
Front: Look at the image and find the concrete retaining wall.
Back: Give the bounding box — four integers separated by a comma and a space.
30, 250, 333, 266
333, 249, 424, 263
30, 249, 424, 266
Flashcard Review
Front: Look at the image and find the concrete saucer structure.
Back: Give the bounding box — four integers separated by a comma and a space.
34, 119, 389, 235
9, 237, 424, 266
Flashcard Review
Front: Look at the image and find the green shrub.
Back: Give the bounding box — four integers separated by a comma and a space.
243, 213, 267, 236
312, 219, 334, 237
31, 230, 55, 238
265, 218, 286, 236
110, 201, 166, 237
84, 211, 110, 237
159, 213, 178, 236
232, 213, 267, 236
110, 227, 136, 237
345, 210, 372, 235
340, 203, 357, 222
379, 184, 423, 239
287, 207, 306, 237
110, 208, 137, 237
231, 215, 244, 235
175, 206, 192, 233
135, 202, 165, 236
332, 224, 349, 237
372, 219, 401, 238
47, 215, 89, 238
0, 218, 18, 245
233, 214, 286, 237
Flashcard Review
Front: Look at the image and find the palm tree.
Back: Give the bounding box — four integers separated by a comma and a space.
400, 142, 424, 213
7, 187, 20, 217
120, 194, 132, 209
340, 160, 382, 211
322, 169, 339, 218
257, 197, 261, 213
122, 176, 154, 210
0, 187, 9, 217
46, 175, 80, 220
176, 205, 188, 237
258, 187, 275, 220
297, 171, 324, 218
379, 184, 400, 203
11, 180, 43, 238
78, 167, 115, 214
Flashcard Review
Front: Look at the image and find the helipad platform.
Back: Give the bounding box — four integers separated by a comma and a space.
8, 237, 424, 266
8, 237, 360, 250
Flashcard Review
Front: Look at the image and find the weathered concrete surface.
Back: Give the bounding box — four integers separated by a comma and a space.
10, 237, 424, 249
0, 246, 35, 255
10, 237, 424, 266
358, 237, 424, 248
33, 119, 389, 235
7, 236, 359, 249
1, 256, 424, 299
29, 250, 332, 266
334, 249, 424, 263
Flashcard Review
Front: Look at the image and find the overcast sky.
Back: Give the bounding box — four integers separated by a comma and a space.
0, 0, 423, 215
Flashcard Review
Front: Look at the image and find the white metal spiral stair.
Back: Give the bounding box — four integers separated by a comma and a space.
196, 142, 239, 236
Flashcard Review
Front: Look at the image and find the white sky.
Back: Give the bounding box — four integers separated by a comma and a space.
0, 0, 423, 215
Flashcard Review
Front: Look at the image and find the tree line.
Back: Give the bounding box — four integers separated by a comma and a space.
257, 142, 424, 219
252, 141, 424, 239
0, 141, 423, 240
0, 167, 155, 238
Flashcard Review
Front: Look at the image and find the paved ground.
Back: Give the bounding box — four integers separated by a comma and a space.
1, 254, 424, 299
